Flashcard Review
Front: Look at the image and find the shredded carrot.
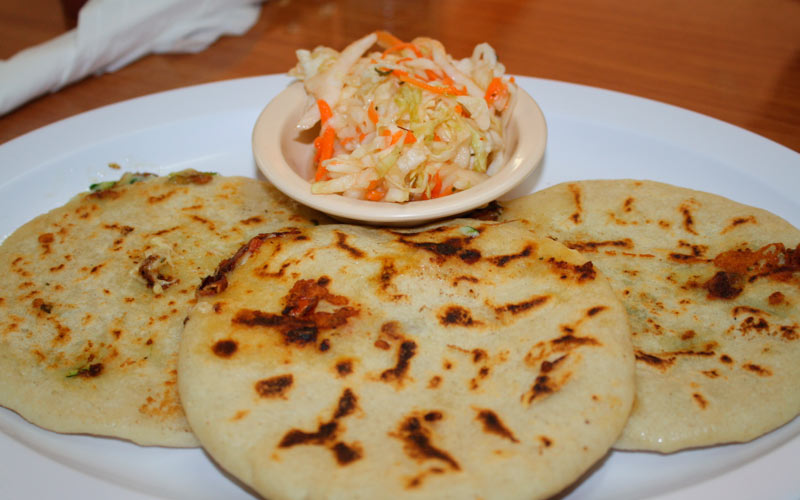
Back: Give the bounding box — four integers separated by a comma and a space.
381, 42, 423, 59
368, 102, 379, 124
374, 30, 404, 49
403, 131, 417, 144
429, 172, 443, 198
454, 104, 463, 115
390, 130, 404, 145
423, 69, 438, 81
436, 186, 454, 198
314, 126, 336, 181
392, 70, 466, 96
314, 164, 328, 182
317, 99, 333, 124
484, 77, 509, 108
365, 180, 387, 201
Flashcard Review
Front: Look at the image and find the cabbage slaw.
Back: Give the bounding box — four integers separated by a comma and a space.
288, 31, 517, 203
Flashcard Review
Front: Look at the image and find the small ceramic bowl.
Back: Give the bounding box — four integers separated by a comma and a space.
252, 81, 546, 226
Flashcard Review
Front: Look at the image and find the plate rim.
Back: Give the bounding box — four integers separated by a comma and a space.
0, 73, 798, 500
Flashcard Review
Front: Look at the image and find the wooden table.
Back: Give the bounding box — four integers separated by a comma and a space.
2, 0, 799, 154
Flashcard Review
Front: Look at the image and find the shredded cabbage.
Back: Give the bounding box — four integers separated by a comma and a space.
288, 32, 517, 202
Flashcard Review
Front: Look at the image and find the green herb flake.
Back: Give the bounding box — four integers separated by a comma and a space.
89, 181, 116, 192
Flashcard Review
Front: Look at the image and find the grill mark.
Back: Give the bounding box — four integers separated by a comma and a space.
397, 236, 481, 264
494, 295, 549, 315
540, 354, 567, 373
692, 392, 708, 409
148, 190, 177, 204
240, 216, 264, 225
523, 356, 570, 405
721, 215, 757, 234
635, 350, 676, 369
277, 388, 362, 466
475, 409, 519, 443
336, 360, 353, 377
586, 305, 606, 316
568, 184, 583, 224
680, 202, 698, 235
189, 214, 216, 231
526, 375, 554, 403
212, 339, 237, 358
332, 442, 362, 465
547, 258, 596, 282
395, 416, 460, 470
424, 411, 443, 422
379, 260, 397, 290
623, 196, 635, 212
333, 388, 357, 418
635, 348, 715, 370
381, 341, 417, 383
552, 334, 600, 347
255, 374, 293, 398
69, 362, 104, 378
335, 231, 365, 258
279, 422, 338, 447
488, 244, 534, 267
439, 305, 480, 326
743, 363, 772, 376
566, 239, 633, 252
668, 252, 709, 264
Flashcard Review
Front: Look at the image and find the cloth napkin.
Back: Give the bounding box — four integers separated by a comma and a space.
0, 0, 265, 116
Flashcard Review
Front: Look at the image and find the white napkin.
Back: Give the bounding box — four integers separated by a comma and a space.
0, 0, 264, 116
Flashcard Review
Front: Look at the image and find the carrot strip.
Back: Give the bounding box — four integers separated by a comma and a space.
403, 131, 417, 144
374, 30, 404, 49
390, 130, 404, 145
435, 185, 454, 198
429, 172, 443, 198
314, 126, 336, 181
317, 99, 333, 124
392, 70, 467, 96
381, 42, 423, 59
368, 102, 379, 124
366, 180, 387, 201
484, 77, 509, 107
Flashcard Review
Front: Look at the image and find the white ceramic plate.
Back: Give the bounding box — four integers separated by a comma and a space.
0, 74, 798, 500
251, 81, 547, 225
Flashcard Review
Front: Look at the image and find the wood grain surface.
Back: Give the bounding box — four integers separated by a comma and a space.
2, 0, 799, 153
